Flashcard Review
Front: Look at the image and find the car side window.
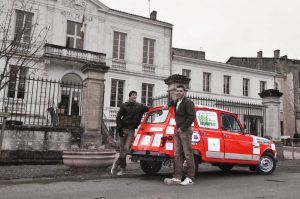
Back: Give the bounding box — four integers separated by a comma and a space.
221, 114, 242, 133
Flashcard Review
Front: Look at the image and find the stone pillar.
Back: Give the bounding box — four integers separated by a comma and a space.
259, 89, 283, 159
80, 63, 109, 148
164, 74, 190, 101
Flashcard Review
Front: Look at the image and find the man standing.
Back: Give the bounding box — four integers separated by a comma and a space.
111, 90, 149, 175
164, 85, 196, 185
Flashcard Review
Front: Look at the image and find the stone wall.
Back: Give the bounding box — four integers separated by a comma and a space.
0, 126, 83, 164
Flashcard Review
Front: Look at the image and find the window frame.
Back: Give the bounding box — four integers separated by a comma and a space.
7, 65, 28, 99
14, 9, 34, 43
141, 83, 154, 106
260, 81, 266, 93
143, 38, 155, 65
223, 75, 231, 94
221, 113, 242, 133
243, 78, 249, 96
112, 31, 126, 60
66, 20, 84, 49
203, 72, 211, 92
110, 79, 125, 107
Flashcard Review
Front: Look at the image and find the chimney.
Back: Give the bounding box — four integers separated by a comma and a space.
274, 49, 280, 58
150, 10, 157, 20
257, 51, 263, 58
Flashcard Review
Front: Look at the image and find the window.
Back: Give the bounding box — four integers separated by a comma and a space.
113, 31, 126, 60
182, 69, 191, 78
260, 81, 266, 93
182, 69, 191, 88
243, 78, 249, 96
110, 79, 124, 107
224, 75, 230, 94
221, 114, 242, 132
203, 72, 211, 92
66, 21, 84, 49
145, 109, 169, 124
14, 10, 34, 43
7, 66, 28, 99
142, 83, 154, 106
143, 38, 155, 65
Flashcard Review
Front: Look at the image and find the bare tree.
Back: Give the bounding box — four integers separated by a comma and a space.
0, 0, 49, 91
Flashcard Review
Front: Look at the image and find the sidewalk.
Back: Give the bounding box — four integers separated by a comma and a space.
1, 150, 300, 181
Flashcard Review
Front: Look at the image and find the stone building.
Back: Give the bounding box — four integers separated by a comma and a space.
227, 50, 299, 137
171, 48, 276, 136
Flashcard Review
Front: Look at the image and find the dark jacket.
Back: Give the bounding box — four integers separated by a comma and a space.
116, 101, 149, 130
170, 97, 196, 132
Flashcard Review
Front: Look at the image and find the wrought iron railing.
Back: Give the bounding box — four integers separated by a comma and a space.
152, 94, 266, 136
0, 76, 84, 127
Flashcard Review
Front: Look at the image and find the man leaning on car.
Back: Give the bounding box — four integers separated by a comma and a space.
164, 84, 196, 186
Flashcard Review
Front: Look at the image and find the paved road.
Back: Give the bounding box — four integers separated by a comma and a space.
0, 162, 299, 199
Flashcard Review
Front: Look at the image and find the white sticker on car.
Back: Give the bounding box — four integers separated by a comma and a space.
207, 138, 220, 152
196, 110, 218, 129
166, 126, 175, 134
133, 134, 141, 146
166, 143, 173, 150
169, 118, 176, 125
253, 147, 260, 155
152, 134, 163, 147
140, 135, 152, 146
150, 127, 163, 132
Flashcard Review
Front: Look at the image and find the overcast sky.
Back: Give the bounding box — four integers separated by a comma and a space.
100, 0, 300, 62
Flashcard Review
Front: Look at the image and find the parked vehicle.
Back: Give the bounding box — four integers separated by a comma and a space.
130, 105, 277, 175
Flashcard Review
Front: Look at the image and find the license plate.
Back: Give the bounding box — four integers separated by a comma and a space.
140, 135, 151, 146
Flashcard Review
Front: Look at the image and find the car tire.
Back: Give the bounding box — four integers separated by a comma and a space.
140, 160, 162, 174
256, 153, 276, 175
218, 164, 234, 171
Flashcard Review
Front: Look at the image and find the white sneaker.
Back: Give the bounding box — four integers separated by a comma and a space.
117, 168, 125, 175
164, 178, 181, 185
180, 177, 194, 186
111, 161, 118, 175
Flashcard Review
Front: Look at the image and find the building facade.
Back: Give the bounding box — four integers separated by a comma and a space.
227, 50, 299, 137
0, 0, 172, 131
172, 48, 276, 136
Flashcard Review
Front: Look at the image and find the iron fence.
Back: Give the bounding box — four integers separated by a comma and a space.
0, 76, 84, 127
152, 94, 266, 136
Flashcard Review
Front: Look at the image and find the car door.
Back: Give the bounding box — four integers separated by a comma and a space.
196, 109, 225, 160
221, 113, 253, 161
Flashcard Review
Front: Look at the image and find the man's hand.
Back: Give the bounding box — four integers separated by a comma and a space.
177, 128, 182, 133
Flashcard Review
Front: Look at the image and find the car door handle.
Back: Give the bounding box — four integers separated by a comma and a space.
224, 134, 230, 138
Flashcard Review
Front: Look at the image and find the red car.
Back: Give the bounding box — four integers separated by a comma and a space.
130, 105, 277, 175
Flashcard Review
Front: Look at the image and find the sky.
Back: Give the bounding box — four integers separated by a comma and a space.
100, 0, 300, 62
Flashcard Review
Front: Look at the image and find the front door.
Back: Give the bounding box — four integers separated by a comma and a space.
221, 113, 253, 161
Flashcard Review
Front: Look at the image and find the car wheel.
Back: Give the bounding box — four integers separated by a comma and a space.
249, 165, 257, 171
257, 154, 276, 175
140, 160, 162, 174
218, 164, 234, 171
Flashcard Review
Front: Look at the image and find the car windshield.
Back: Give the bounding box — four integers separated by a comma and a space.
145, 109, 169, 124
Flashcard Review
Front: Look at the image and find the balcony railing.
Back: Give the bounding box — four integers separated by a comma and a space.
111, 59, 126, 70
44, 43, 106, 64
142, 63, 155, 74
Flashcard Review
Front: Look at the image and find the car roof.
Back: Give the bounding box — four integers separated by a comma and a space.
153, 104, 232, 114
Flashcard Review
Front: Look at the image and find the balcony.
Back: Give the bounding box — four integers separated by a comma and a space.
111, 59, 126, 70
142, 63, 155, 74
44, 43, 106, 65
